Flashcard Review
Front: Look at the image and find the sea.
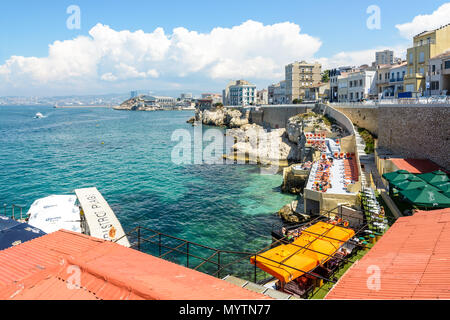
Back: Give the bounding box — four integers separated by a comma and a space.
0, 105, 298, 276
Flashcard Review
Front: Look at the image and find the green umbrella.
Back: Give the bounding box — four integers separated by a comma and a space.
434, 181, 450, 194
392, 179, 428, 191
418, 170, 449, 186
382, 170, 413, 184
400, 185, 450, 208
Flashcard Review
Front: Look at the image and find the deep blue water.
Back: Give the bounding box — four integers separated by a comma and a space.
0, 105, 297, 258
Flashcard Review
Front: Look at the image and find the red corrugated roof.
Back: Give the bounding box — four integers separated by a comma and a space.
390, 159, 444, 174
0, 230, 268, 300
325, 208, 450, 300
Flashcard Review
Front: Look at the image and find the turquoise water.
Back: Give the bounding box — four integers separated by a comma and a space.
0, 105, 297, 258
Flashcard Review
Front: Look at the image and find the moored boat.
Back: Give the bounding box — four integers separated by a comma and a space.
26, 187, 130, 247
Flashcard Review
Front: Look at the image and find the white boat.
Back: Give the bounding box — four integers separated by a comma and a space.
35, 112, 44, 119
26, 187, 130, 247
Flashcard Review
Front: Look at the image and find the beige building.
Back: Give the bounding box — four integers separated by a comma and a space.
285, 61, 322, 103
404, 24, 450, 95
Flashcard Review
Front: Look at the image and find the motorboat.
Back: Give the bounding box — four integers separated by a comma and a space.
26, 187, 130, 247
35, 112, 44, 119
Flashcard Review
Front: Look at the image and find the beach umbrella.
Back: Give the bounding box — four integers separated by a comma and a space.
434, 181, 450, 194
382, 170, 413, 184
400, 185, 450, 208
418, 170, 449, 186
391, 178, 428, 191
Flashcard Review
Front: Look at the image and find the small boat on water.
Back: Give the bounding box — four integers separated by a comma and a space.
25, 187, 130, 247
35, 112, 44, 119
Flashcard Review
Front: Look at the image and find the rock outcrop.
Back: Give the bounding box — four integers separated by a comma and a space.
277, 200, 310, 224
194, 107, 249, 128
225, 124, 300, 164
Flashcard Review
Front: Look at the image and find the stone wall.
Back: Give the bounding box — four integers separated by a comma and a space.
377, 105, 450, 170
332, 106, 379, 136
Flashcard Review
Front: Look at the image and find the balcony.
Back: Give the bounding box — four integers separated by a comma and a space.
389, 77, 404, 83
404, 73, 425, 80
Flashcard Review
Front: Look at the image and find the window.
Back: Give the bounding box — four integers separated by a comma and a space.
430, 81, 439, 90
410, 68, 413, 75
445, 60, 450, 69
409, 53, 413, 63
359, 79, 363, 86
419, 67, 424, 75
419, 52, 425, 63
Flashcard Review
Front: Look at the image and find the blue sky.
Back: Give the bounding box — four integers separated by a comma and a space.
0, 0, 449, 96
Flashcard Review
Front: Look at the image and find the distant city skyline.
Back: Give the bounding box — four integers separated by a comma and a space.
1, 0, 449, 96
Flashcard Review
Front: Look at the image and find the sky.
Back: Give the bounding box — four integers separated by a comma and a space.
0, 0, 449, 96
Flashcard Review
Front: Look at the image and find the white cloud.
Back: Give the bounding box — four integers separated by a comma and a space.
0, 20, 322, 95
395, 3, 450, 39
319, 43, 409, 69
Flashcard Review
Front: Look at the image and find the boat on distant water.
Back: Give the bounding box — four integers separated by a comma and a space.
34, 112, 44, 119
25, 187, 130, 247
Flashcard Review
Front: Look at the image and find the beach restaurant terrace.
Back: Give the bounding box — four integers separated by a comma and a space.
305, 137, 359, 195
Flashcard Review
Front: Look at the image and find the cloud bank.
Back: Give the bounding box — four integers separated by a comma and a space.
0, 20, 322, 94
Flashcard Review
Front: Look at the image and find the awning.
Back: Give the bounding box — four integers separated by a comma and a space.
250, 222, 355, 283
27, 195, 81, 234
0, 216, 46, 250
75, 188, 130, 247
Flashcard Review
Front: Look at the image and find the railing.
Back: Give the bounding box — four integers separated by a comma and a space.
1, 204, 26, 221
330, 96, 450, 107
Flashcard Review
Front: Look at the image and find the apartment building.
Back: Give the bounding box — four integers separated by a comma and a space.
285, 61, 322, 103
339, 68, 376, 102
427, 51, 450, 96
268, 81, 287, 104
256, 89, 268, 105
404, 24, 450, 95
329, 67, 354, 102
222, 80, 256, 106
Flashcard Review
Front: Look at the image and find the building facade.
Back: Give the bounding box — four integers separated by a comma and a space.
256, 89, 268, 105
404, 24, 450, 95
375, 50, 395, 66
222, 80, 256, 106
329, 67, 354, 102
427, 51, 450, 96
268, 81, 287, 104
143, 96, 177, 107
285, 61, 322, 103
344, 69, 377, 102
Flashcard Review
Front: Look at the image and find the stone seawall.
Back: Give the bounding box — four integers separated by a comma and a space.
332, 106, 379, 136
377, 105, 450, 170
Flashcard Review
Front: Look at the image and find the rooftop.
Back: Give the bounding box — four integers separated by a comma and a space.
390, 158, 445, 174
325, 208, 450, 300
0, 230, 268, 300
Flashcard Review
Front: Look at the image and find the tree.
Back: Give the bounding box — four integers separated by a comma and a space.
292, 98, 303, 104
321, 70, 330, 83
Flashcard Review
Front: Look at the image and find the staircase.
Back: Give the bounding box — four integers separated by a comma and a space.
222, 275, 300, 300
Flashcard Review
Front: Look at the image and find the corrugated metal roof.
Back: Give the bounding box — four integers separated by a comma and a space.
0, 230, 268, 300
325, 208, 450, 300
390, 159, 445, 174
